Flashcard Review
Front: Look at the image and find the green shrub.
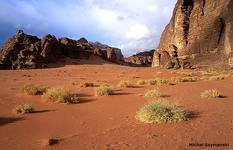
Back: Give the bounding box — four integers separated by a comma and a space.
95, 84, 114, 96
117, 80, 134, 88
14, 104, 34, 114
135, 101, 188, 123
23, 84, 47, 95
201, 89, 221, 99
43, 87, 80, 104
144, 90, 161, 98
137, 80, 147, 85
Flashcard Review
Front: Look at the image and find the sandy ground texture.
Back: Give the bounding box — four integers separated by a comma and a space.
0, 57, 233, 150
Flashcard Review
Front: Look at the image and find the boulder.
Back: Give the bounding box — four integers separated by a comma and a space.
152, 0, 233, 69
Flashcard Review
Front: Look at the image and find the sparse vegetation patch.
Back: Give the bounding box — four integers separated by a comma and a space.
201, 89, 221, 99
171, 76, 198, 83
136, 101, 188, 123
144, 90, 161, 98
80, 82, 94, 87
118, 80, 134, 88
137, 80, 147, 85
43, 87, 80, 104
23, 84, 47, 95
14, 104, 34, 114
95, 84, 114, 96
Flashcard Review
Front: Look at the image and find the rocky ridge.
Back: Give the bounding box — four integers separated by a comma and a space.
0, 30, 124, 69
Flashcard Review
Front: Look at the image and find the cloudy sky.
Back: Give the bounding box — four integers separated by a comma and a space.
0, 0, 176, 56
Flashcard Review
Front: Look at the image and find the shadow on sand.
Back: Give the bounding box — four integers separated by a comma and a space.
0, 117, 25, 126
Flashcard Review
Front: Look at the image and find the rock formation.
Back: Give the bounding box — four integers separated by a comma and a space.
0, 30, 124, 69
124, 50, 155, 66
152, 0, 233, 69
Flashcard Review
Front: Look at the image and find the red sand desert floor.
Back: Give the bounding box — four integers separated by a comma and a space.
0, 59, 232, 150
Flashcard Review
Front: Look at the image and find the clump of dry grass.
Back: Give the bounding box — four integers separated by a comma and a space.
135, 100, 188, 123
144, 90, 161, 98
171, 76, 198, 83
148, 78, 171, 86
22, 84, 47, 95
43, 87, 80, 104
137, 80, 147, 85
14, 104, 34, 114
155, 78, 170, 85
200, 89, 221, 99
205, 74, 229, 81
80, 82, 94, 88
117, 80, 134, 88
95, 84, 114, 96
148, 79, 157, 85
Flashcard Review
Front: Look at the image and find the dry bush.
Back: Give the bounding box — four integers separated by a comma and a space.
137, 80, 147, 85
14, 104, 34, 114
23, 84, 47, 95
148, 78, 171, 86
171, 76, 198, 83
136, 100, 188, 123
43, 87, 80, 104
95, 84, 114, 96
201, 89, 221, 99
117, 80, 134, 88
148, 79, 157, 85
144, 90, 161, 98
80, 82, 94, 88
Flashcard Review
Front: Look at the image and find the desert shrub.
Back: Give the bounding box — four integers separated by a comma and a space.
23, 84, 47, 95
171, 76, 198, 83
148, 79, 157, 85
155, 78, 170, 85
148, 78, 170, 86
135, 101, 188, 123
137, 80, 147, 85
147, 133, 156, 139
207, 74, 228, 81
201, 89, 221, 99
117, 80, 134, 88
80, 82, 94, 87
144, 90, 161, 98
95, 84, 114, 96
43, 87, 80, 104
14, 104, 34, 114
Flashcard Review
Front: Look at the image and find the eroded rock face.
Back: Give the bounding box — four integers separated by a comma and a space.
0, 30, 124, 69
152, 0, 233, 69
124, 50, 155, 66
0, 30, 42, 69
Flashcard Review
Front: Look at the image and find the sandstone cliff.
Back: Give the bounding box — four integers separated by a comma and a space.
0, 30, 124, 69
152, 0, 233, 69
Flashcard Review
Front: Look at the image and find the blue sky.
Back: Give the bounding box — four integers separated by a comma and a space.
0, 0, 176, 56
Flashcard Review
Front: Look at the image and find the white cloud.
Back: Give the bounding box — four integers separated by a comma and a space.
0, 0, 177, 56
125, 24, 150, 40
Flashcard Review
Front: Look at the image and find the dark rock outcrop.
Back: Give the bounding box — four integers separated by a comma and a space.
152, 0, 233, 69
0, 30, 124, 69
124, 50, 155, 66
0, 30, 42, 69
